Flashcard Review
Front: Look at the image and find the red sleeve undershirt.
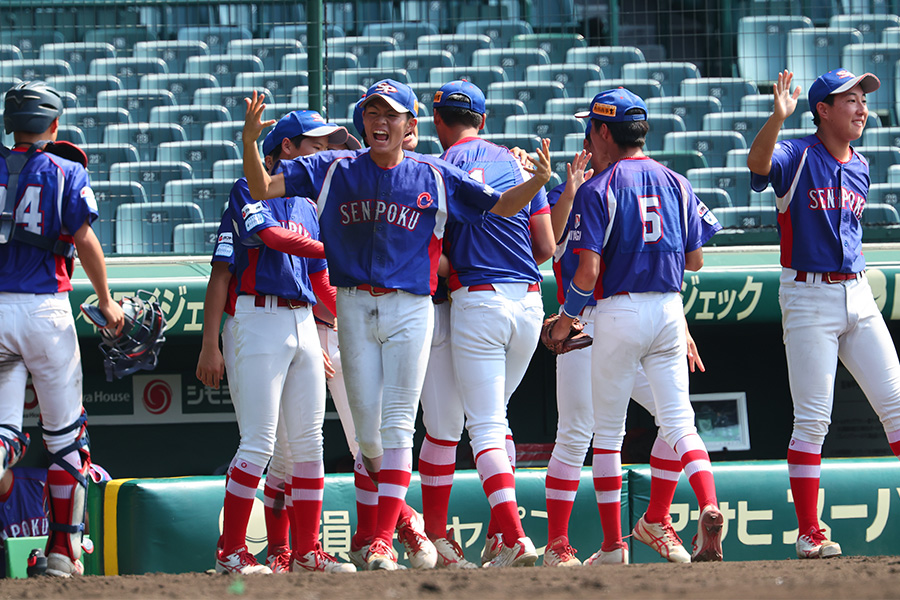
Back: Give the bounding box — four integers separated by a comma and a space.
309, 269, 337, 317
257, 226, 326, 259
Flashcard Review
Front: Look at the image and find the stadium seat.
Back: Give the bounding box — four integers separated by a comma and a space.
89, 57, 167, 90
398, 0, 453, 35
417, 34, 494, 68
663, 132, 747, 168
157, 141, 240, 179
863, 126, 900, 147
415, 117, 436, 139
96, 89, 176, 123
472, 48, 550, 82
110, 161, 193, 203
429, 66, 507, 95
281, 52, 359, 75
505, 115, 583, 151
883, 27, 900, 44
57, 126, 86, 147
584, 79, 663, 101
714, 206, 778, 229
377, 50, 454, 83
80, 143, 140, 180
725, 148, 751, 168
680, 78, 758, 113
0, 59, 72, 81
786, 27, 864, 94
235, 71, 308, 105
104, 124, 188, 162
406, 83, 434, 117
164, 178, 234, 222
829, 14, 900, 44
777, 127, 817, 141
39, 43, 116, 76
332, 69, 410, 91
620, 62, 701, 97
226, 39, 304, 72
84, 28, 157, 56
322, 84, 368, 121
177, 25, 252, 55
325, 1, 392, 36
203, 121, 245, 146
456, 19, 534, 48
289, 87, 311, 108
889, 165, 900, 185
565, 46, 645, 80
140, 73, 220, 106
860, 203, 900, 225
268, 24, 346, 46
525, 64, 602, 93
693, 187, 732, 209
46, 75, 122, 109
211, 159, 243, 181
58, 107, 130, 145
544, 171, 563, 192
0, 45, 23, 62
0, 30, 64, 60
686, 167, 753, 207
487, 81, 567, 114
646, 151, 708, 173
482, 133, 542, 152
184, 55, 263, 88
327, 37, 399, 69
645, 96, 724, 132
644, 114, 687, 153
529, 0, 579, 32
414, 136, 443, 155
133, 40, 210, 73
548, 150, 575, 183
868, 183, 900, 207
750, 188, 777, 207
115, 201, 204, 254
90, 181, 147, 254
193, 86, 273, 120
855, 146, 900, 183
740, 95, 806, 130
510, 33, 586, 65
736, 16, 813, 86
702, 112, 771, 144
361, 22, 439, 51
544, 97, 593, 116
173, 222, 220, 255
842, 43, 900, 121
563, 133, 585, 153
483, 99, 527, 134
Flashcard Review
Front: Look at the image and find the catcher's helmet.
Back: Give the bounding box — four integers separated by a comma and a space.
82, 290, 167, 381
4, 80, 63, 135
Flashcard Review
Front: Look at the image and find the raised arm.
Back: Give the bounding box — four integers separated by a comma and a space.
747, 70, 801, 176
550, 150, 593, 242
242, 91, 286, 200
491, 138, 552, 217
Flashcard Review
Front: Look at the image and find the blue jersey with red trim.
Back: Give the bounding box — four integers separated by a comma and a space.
569, 157, 719, 298
0, 148, 97, 293
229, 177, 325, 303
750, 134, 868, 273
440, 137, 548, 287
211, 206, 238, 316
279, 148, 500, 295
547, 182, 597, 308
0, 468, 48, 541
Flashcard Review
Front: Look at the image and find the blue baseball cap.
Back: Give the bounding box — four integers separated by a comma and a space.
433, 80, 486, 115
359, 79, 418, 116
576, 88, 648, 124
262, 110, 348, 156
352, 98, 365, 139
808, 68, 880, 114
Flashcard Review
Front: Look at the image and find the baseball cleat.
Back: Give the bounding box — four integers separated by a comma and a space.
433, 530, 478, 569
691, 504, 724, 562
348, 541, 369, 569
216, 546, 273, 574
365, 538, 405, 571
292, 543, 357, 573
796, 527, 842, 559
483, 536, 538, 568
632, 514, 691, 563
480, 533, 504, 565
542, 536, 581, 567
584, 542, 629, 565
266, 546, 293, 573
45, 552, 84, 578
397, 508, 438, 569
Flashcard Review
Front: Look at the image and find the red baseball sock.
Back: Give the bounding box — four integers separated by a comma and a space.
419, 435, 457, 540
646, 436, 681, 524
263, 474, 289, 552
545, 455, 581, 542
371, 448, 412, 546
221, 459, 265, 554
476, 447, 524, 543
674, 433, 718, 510
787, 438, 823, 533
592, 448, 622, 552
352, 453, 378, 549
291, 461, 324, 555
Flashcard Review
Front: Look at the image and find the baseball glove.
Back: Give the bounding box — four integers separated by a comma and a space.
540, 313, 593, 355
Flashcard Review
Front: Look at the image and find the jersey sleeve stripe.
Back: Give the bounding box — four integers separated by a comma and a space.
55, 167, 66, 234
429, 163, 448, 240
780, 148, 808, 214
316, 157, 345, 218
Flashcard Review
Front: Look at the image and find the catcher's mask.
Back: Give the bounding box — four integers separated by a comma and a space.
81, 290, 167, 381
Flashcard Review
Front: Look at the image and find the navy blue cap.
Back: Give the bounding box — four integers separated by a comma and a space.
433, 80, 486, 115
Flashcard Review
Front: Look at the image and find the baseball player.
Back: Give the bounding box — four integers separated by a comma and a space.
217, 109, 357, 574
241, 80, 552, 570
548, 88, 724, 564
416, 80, 555, 569
747, 68, 900, 559
0, 80, 125, 577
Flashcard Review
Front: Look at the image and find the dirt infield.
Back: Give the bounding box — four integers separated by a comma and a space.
3, 556, 899, 599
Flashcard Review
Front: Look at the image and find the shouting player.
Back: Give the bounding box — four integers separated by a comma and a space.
747, 68, 900, 559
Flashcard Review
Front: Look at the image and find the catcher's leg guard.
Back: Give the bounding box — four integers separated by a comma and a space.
0, 424, 31, 481
40, 410, 91, 565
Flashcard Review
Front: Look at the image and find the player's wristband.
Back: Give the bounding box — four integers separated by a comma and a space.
561, 282, 593, 319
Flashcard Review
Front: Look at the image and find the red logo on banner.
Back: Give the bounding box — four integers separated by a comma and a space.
143, 379, 173, 415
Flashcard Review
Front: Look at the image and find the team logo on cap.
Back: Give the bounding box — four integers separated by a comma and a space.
835, 69, 854, 80
310, 112, 326, 122
376, 82, 399, 95
434, 91, 443, 103
593, 102, 617, 117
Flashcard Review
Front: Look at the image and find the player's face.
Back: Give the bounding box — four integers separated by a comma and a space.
362, 97, 415, 152
297, 135, 331, 157
403, 122, 419, 152
823, 85, 869, 142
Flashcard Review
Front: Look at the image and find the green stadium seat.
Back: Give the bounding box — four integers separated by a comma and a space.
456, 19, 534, 48
889, 165, 900, 185
417, 34, 494, 68
39, 43, 116, 76
777, 127, 817, 141
133, 40, 211, 74
90, 181, 147, 254
645, 96, 724, 132
193, 86, 273, 120
290, 87, 311, 107
429, 66, 506, 95
487, 81, 567, 114
110, 161, 193, 203
96, 89, 176, 123
415, 117, 436, 139
398, 1, 453, 36
268, 24, 346, 46
89, 57, 167, 90
184, 55, 263, 88
843, 43, 900, 121
211, 159, 243, 181
157, 141, 240, 180
116, 201, 204, 254
482, 133, 542, 152
46, 75, 122, 109
856, 146, 900, 183
505, 115, 583, 151
327, 36, 399, 69
140, 73, 220, 106
883, 27, 900, 44
377, 50, 454, 83
750, 189, 777, 207
620, 61, 701, 96
563, 133, 585, 153
0, 30, 65, 60
361, 22, 439, 51
545, 97, 593, 116
149, 105, 231, 142
693, 187, 732, 209
680, 78, 759, 113
861, 203, 900, 225
868, 183, 900, 207
325, 1, 392, 36
714, 206, 778, 229
863, 126, 900, 148
472, 48, 550, 82
164, 178, 234, 222
104, 124, 187, 162
663, 132, 746, 168
80, 143, 140, 180
725, 148, 751, 168
829, 14, 900, 44
203, 121, 245, 146
786, 27, 864, 94
226, 39, 304, 72
702, 112, 771, 144
737, 16, 813, 87
84, 28, 158, 56
57, 126, 86, 147
525, 64, 602, 92
739, 95, 807, 130
686, 167, 753, 207
548, 150, 575, 183
235, 71, 308, 105
59, 107, 130, 145
173, 222, 220, 255
281, 52, 359, 76
0, 59, 72, 81
177, 26, 252, 55
529, 0, 579, 33
645, 114, 686, 153
414, 136, 443, 156
0, 46, 23, 62
483, 99, 527, 134
584, 79, 663, 101
322, 84, 368, 121
646, 151, 709, 173
332, 69, 410, 91
565, 46, 645, 80
510, 33, 586, 65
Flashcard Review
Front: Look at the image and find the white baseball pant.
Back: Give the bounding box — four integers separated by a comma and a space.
420, 300, 466, 441
317, 323, 359, 459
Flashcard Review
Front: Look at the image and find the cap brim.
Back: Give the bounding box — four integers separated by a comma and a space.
834, 73, 881, 96
344, 133, 362, 150
361, 93, 411, 114
305, 124, 348, 144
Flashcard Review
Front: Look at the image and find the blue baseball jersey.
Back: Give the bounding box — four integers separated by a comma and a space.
229, 177, 326, 303
0, 468, 48, 541
440, 137, 549, 287
547, 182, 597, 309
0, 149, 97, 293
278, 149, 501, 295
569, 157, 720, 299
211, 206, 235, 268
750, 134, 868, 273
